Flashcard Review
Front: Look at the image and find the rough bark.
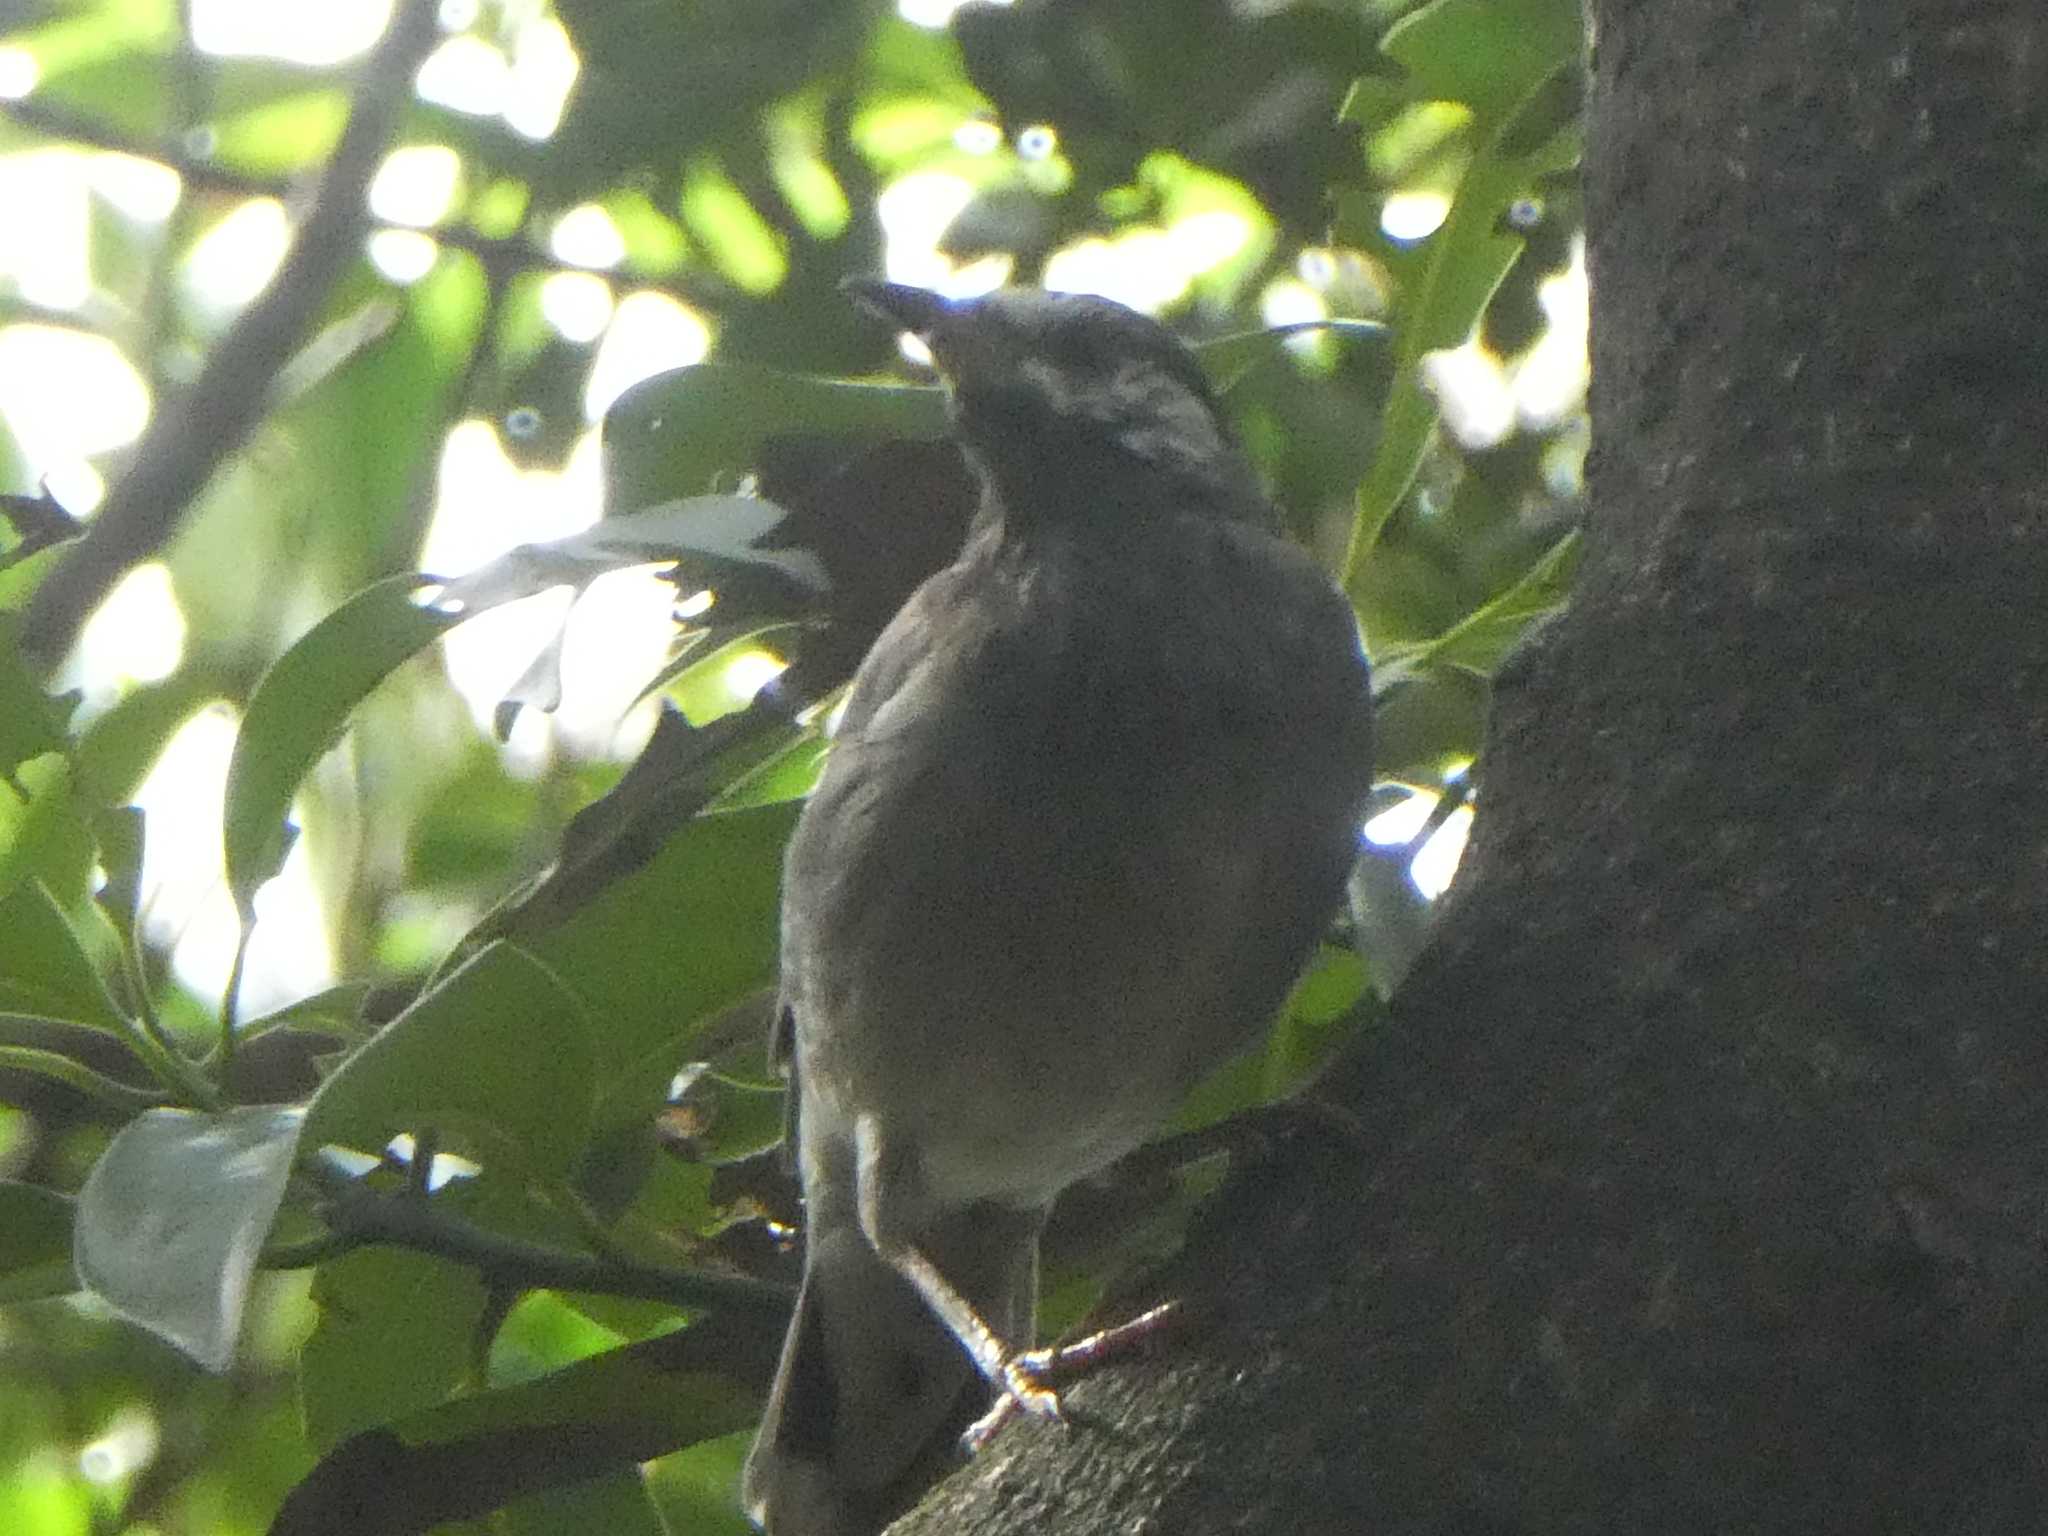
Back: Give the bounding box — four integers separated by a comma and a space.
891, 0, 2048, 1530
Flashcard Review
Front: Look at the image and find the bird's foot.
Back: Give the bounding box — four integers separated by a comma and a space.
962, 1354, 1061, 1450
1004, 1352, 1067, 1421
960, 1301, 1183, 1452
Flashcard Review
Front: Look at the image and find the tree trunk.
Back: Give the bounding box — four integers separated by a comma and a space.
891, 1, 2048, 1530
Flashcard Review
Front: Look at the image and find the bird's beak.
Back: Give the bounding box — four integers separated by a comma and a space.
842, 279, 958, 344
843, 280, 1003, 389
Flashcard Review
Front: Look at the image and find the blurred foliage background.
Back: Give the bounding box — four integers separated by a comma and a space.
0, 0, 1586, 1531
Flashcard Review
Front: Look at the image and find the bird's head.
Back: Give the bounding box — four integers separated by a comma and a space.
844, 281, 1264, 531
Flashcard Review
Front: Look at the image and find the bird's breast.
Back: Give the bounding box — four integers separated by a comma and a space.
782, 517, 1369, 1211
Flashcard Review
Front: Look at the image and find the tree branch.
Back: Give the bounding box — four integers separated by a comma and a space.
18, 0, 444, 673
298, 1173, 794, 1319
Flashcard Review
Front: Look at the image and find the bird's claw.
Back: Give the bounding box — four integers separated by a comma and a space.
959, 1303, 1184, 1452
960, 1351, 1062, 1450
1002, 1351, 1066, 1420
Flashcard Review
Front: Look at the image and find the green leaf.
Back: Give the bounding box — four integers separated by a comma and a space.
645, 1433, 758, 1536
223, 521, 799, 918
1343, 102, 1582, 587
1369, 661, 1489, 780
0, 880, 122, 1029
475, 701, 803, 940
239, 981, 375, 1046
0, 1181, 76, 1303
0, 612, 74, 785
602, 1152, 723, 1271
1341, 0, 1584, 593
1337, 73, 1410, 130
284, 1311, 778, 1525
222, 575, 459, 915
0, 541, 62, 615
657, 628, 799, 725
603, 362, 945, 516
417, 496, 826, 744
1263, 945, 1374, 1087
522, 805, 795, 1131
1174, 946, 1372, 1131
1409, 529, 1581, 676
429, 495, 830, 617
0, 754, 96, 910
497, 1470, 671, 1536
303, 944, 596, 1176
73, 1104, 307, 1370
0, 1044, 165, 1113
300, 1246, 490, 1451
669, 1066, 787, 1166
1196, 318, 1390, 395
708, 732, 828, 813
1382, 0, 1584, 123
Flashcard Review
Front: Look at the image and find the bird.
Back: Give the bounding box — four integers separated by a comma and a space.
740, 280, 1375, 1536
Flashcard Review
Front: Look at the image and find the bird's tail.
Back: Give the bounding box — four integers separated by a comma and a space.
741, 1203, 1039, 1535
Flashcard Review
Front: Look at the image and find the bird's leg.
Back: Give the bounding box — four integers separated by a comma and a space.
960, 1300, 1184, 1450
855, 1116, 1063, 1424
890, 1242, 1067, 1422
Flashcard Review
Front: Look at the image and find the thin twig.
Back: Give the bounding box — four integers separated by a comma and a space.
300, 1174, 794, 1318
